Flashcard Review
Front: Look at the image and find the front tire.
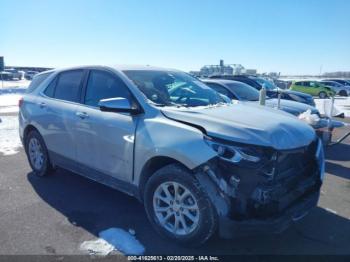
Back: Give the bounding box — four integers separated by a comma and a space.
319, 91, 327, 99
25, 130, 52, 177
144, 164, 218, 246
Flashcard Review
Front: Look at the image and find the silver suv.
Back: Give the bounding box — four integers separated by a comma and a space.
19, 65, 325, 245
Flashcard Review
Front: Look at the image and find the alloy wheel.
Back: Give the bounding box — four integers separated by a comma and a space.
153, 181, 200, 236
28, 137, 44, 170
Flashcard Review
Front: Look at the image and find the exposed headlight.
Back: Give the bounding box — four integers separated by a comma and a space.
204, 136, 261, 163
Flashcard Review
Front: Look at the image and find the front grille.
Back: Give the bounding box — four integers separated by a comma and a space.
247, 139, 320, 218
274, 139, 318, 181
214, 139, 321, 220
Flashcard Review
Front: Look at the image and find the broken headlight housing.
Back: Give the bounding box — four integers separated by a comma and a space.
204, 136, 262, 164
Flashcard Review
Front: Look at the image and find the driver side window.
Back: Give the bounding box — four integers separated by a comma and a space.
84, 70, 132, 107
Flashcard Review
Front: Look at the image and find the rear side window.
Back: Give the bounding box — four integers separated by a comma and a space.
206, 83, 233, 99
54, 70, 84, 102
26, 72, 52, 93
44, 77, 57, 97
84, 70, 131, 107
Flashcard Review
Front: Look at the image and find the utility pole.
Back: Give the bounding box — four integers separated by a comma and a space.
0, 56, 4, 89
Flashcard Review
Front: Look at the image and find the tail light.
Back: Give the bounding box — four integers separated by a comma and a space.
18, 97, 24, 107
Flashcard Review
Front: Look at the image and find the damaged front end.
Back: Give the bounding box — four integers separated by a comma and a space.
195, 136, 324, 238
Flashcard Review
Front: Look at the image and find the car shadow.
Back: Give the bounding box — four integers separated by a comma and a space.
325, 143, 350, 162
326, 161, 350, 180
27, 169, 350, 255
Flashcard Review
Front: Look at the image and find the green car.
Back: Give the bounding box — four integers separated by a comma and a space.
290, 80, 335, 98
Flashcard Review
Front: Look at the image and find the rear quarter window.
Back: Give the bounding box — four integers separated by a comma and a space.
44, 77, 57, 97
26, 72, 52, 93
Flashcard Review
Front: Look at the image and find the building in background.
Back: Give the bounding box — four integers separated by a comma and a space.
190, 60, 256, 77
0, 56, 4, 71
322, 71, 350, 78
243, 69, 257, 75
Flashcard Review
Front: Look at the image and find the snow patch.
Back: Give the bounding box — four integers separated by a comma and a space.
0, 116, 22, 156
0, 93, 22, 107
80, 228, 145, 256
99, 228, 145, 255
80, 239, 115, 256
314, 97, 350, 117
0, 106, 19, 113
0, 79, 30, 89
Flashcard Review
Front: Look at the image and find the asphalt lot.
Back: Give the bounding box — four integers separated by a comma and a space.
0, 113, 350, 256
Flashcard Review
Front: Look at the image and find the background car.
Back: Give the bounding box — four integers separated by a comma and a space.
25, 70, 39, 80
273, 79, 292, 89
325, 79, 350, 87
290, 80, 335, 98
209, 75, 315, 106
203, 79, 320, 118
2, 68, 23, 80
320, 80, 350, 96
0, 71, 13, 80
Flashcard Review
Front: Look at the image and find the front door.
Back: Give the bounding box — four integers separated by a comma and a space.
74, 69, 137, 183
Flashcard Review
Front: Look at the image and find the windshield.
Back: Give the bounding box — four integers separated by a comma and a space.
227, 82, 260, 101
252, 77, 276, 90
336, 80, 350, 86
330, 82, 342, 87
123, 70, 226, 107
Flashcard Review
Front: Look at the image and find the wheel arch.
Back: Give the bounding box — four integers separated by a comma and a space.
339, 90, 347, 96
23, 124, 40, 146
138, 156, 192, 202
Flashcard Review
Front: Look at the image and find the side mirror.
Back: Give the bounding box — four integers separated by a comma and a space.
98, 97, 141, 114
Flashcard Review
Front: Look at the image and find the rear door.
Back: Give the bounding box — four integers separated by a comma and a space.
74, 69, 138, 183
38, 69, 86, 164
308, 81, 321, 96
292, 81, 304, 92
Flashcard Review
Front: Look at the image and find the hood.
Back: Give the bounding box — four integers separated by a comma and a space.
161, 104, 316, 150
264, 99, 319, 116
282, 89, 313, 99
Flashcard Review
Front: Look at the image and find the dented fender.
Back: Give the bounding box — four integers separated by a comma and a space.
194, 170, 231, 217
133, 111, 217, 186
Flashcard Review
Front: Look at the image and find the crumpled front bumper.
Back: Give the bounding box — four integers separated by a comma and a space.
200, 139, 325, 239
218, 190, 320, 238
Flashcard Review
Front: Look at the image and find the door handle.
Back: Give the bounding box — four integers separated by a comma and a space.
38, 102, 46, 108
76, 111, 89, 119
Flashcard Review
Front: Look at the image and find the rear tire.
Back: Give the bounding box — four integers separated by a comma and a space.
339, 90, 347, 97
25, 130, 52, 177
319, 91, 327, 99
144, 164, 218, 246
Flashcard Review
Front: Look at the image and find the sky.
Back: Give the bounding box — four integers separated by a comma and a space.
1, 0, 350, 75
